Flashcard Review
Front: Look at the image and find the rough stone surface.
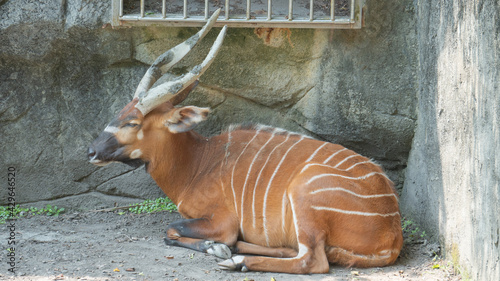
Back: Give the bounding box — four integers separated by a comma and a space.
401, 1, 500, 280
0, 0, 417, 209
0, 0, 163, 205
2, 0, 498, 279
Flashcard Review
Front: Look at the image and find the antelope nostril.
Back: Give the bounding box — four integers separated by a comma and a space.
88, 147, 96, 160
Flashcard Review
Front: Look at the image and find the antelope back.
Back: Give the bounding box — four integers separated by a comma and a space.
216, 125, 400, 251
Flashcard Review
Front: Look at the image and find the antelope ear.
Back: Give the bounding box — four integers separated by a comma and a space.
164, 106, 210, 133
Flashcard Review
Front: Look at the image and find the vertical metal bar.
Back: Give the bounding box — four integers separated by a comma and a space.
288, 0, 293, 21
267, 0, 272, 20
246, 0, 251, 20
350, 0, 355, 21
225, 0, 229, 20
184, 0, 187, 18
205, 0, 209, 19
162, 0, 166, 18
331, 0, 335, 21
119, 0, 123, 17
310, 0, 313, 21
111, 0, 120, 26
140, 0, 144, 17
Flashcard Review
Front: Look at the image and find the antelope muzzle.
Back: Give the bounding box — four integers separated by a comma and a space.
88, 131, 144, 168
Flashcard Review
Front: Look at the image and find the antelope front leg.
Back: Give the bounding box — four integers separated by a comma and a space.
164, 217, 238, 259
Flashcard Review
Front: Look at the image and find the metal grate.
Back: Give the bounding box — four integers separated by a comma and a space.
111, 0, 365, 29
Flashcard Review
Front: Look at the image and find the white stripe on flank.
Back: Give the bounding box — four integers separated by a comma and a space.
333, 154, 358, 168
263, 136, 304, 246
305, 142, 328, 162
299, 162, 333, 174
281, 191, 287, 235
255, 124, 313, 140
232, 129, 261, 219
322, 148, 347, 164
300, 160, 376, 175
310, 187, 398, 200
288, 193, 301, 252
240, 130, 274, 238
344, 160, 372, 171
225, 129, 234, 205
333, 247, 393, 262
306, 172, 389, 185
104, 126, 119, 134
252, 132, 291, 229
311, 206, 400, 217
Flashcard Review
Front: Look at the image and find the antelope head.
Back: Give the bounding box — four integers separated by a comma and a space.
88, 10, 226, 168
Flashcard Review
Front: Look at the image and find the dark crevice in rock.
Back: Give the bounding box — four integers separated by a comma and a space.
73, 167, 100, 183
92, 166, 143, 192
0, 103, 35, 123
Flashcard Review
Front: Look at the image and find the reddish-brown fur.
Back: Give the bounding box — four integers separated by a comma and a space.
88, 15, 402, 272
92, 101, 403, 274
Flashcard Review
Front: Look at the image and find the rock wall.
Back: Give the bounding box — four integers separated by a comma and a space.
2, 0, 498, 279
402, 1, 500, 280
0, 0, 417, 210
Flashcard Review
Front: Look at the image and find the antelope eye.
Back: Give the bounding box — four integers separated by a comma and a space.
123, 122, 139, 128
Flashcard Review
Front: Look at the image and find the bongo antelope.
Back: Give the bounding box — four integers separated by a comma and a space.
88, 10, 403, 274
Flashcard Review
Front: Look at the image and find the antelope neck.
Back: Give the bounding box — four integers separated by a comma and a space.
147, 130, 208, 205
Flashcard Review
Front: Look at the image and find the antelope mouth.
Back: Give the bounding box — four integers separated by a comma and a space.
89, 155, 144, 168
89, 159, 111, 166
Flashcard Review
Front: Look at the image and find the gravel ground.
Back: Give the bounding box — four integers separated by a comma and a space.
0, 210, 461, 281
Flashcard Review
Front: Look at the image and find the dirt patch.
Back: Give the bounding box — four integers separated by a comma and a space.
2, 211, 460, 280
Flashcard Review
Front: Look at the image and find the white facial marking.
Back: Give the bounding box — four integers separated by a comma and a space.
137, 129, 144, 140
104, 126, 120, 134
130, 149, 142, 159
89, 159, 106, 166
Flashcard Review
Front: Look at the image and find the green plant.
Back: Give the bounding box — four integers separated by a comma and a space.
126, 197, 177, 214
0, 204, 65, 224
41, 204, 65, 216
401, 217, 427, 243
